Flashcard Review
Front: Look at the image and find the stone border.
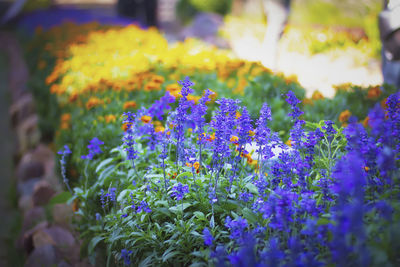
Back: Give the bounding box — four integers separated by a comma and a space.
1, 31, 92, 267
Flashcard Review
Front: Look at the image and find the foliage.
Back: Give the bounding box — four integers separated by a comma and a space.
22, 22, 400, 266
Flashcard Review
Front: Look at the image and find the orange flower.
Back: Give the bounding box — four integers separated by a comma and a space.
230, 135, 239, 144
141, 115, 152, 124
86, 97, 104, 110
302, 98, 313, 106
61, 113, 71, 123
364, 166, 370, 172
144, 81, 161, 91
68, 92, 78, 103
193, 162, 200, 171
60, 122, 69, 130
166, 83, 180, 92
235, 111, 241, 119
285, 139, 292, 147
105, 114, 116, 123
339, 110, 351, 123
311, 90, 324, 100
367, 86, 382, 99
187, 95, 200, 103
152, 75, 165, 84
208, 90, 217, 102
122, 123, 129, 131
207, 132, 216, 142
362, 116, 370, 128
123, 101, 137, 110
248, 130, 255, 137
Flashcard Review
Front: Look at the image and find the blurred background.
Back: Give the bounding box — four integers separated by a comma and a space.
0, 0, 385, 97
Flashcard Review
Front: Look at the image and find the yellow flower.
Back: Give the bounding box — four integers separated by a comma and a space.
285, 139, 292, 147
155, 126, 165, 133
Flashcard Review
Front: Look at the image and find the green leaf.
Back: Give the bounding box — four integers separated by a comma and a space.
88, 236, 104, 255
96, 158, 115, 173
49, 191, 72, 205
117, 189, 132, 202
162, 248, 180, 262
97, 165, 116, 186
317, 217, 333, 226
176, 171, 192, 180
242, 208, 259, 224
193, 211, 206, 221
245, 183, 259, 194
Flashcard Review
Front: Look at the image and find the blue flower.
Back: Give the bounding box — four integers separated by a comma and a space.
285, 91, 304, 120
203, 227, 214, 246
137, 200, 152, 213
148, 91, 176, 120
123, 112, 138, 162
81, 137, 104, 160
120, 249, 132, 266
171, 182, 189, 201
225, 216, 248, 243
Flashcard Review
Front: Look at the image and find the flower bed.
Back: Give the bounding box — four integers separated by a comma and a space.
24, 22, 400, 266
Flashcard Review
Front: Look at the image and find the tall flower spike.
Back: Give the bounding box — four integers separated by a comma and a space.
58, 145, 73, 193
174, 77, 195, 166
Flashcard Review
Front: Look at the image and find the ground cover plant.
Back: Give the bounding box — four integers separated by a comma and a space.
23, 22, 400, 266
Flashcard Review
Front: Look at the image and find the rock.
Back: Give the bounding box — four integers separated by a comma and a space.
16, 114, 41, 154
44, 226, 76, 249
22, 206, 46, 232
16, 160, 44, 182
24, 244, 57, 267
9, 93, 35, 128
17, 178, 41, 196
20, 221, 48, 254
52, 203, 73, 226
44, 226, 79, 264
32, 229, 55, 248
32, 180, 56, 206
18, 195, 33, 213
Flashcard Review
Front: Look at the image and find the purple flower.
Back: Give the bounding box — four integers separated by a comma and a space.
148, 91, 176, 120
57, 145, 72, 193
285, 91, 304, 120
174, 77, 195, 165
58, 145, 71, 155
170, 182, 189, 201
120, 249, 132, 266
203, 227, 214, 246
225, 216, 248, 243
81, 137, 104, 160
123, 112, 138, 162
322, 120, 336, 141
137, 200, 152, 213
